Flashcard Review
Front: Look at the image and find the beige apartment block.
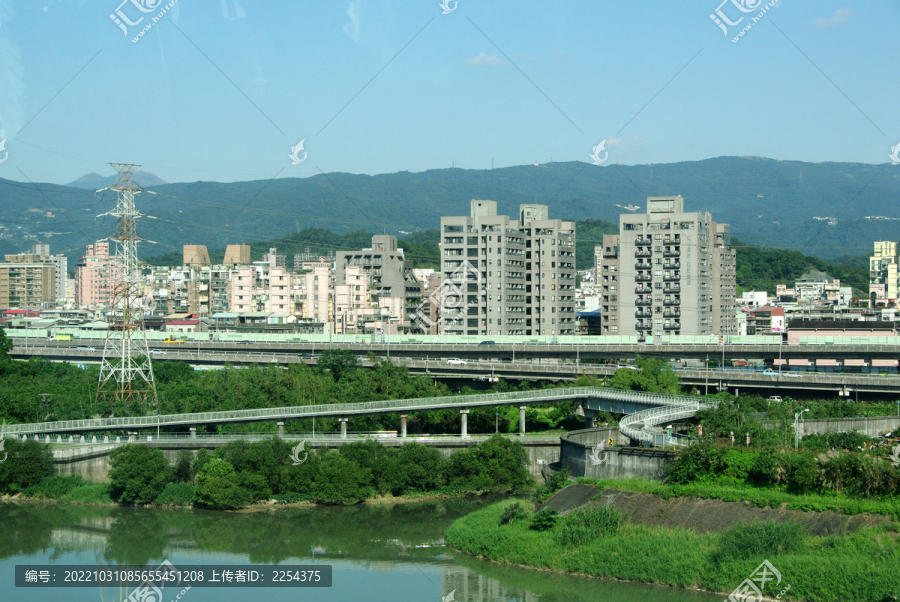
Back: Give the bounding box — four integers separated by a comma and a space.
595, 196, 736, 338
0, 263, 56, 308
439, 200, 576, 336
870, 241, 899, 303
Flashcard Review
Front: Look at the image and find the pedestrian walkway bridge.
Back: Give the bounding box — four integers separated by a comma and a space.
0, 386, 714, 447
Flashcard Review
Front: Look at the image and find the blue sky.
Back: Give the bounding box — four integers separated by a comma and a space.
0, 0, 897, 185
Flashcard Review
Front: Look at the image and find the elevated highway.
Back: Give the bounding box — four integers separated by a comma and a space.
13, 345, 900, 395
10, 337, 900, 362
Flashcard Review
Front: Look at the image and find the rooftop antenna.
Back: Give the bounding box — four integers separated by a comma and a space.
95, 163, 159, 415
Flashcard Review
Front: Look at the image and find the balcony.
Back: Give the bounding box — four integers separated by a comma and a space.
634, 249, 651, 258
635, 322, 652, 331
635, 262, 651, 271
663, 310, 681, 318
663, 262, 681, 270
663, 285, 681, 294
635, 273, 651, 282
602, 248, 618, 258
664, 322, 682, 331
635, 309, 652, 318
664, 273, 680, 281
635, 297, 652, 306
663, 298, 681, 306
635, 286, 652, 294
635, 237, 651, 246
664, 248, 681, 258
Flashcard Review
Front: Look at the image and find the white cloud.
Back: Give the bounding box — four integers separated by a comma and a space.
343, 2, 360, 42
813, 8, 851, 28
466, 52, 503, 67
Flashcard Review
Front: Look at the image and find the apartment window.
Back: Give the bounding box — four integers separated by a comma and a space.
655, 246, 662, 253
654, 271, 662, 278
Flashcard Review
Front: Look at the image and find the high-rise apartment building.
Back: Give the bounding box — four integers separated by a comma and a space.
439, 200, 576, 336
3, 244, 67, 305
595, 196, 736, 338
75, 243, 120, 308
335, 235, 423, 332
869, 241, 899, 304
0, 262, 56, 308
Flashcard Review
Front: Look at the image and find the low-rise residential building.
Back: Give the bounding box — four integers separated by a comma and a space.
746, 306, 786, 334
869, 241, 899, 305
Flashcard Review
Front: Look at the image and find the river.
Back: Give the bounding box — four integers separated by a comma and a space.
0, 499, 720, 602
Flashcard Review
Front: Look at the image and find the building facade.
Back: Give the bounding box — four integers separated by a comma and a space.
75, 243, 120, 309
595, 196, 736, 338
869, 241, 898, 304
438, 200, 576, 336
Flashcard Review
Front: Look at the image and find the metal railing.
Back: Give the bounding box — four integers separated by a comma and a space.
0, 386, 710, 435
619, 400, 712, 446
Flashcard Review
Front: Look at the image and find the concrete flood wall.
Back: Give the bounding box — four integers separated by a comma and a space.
767, 415, 900, 438
52, 437, 561, 483
559, 428, 673, 480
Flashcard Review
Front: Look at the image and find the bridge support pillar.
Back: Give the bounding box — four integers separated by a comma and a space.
56, 435, 62, 444
277, 422, 285, 437
45, 435, 51, 444
400, 415, 408, 438
519, 406, 526, 436
735, 388, 739, 397
103, 436, 109, 443
339, 418, 348, 439
189, 428, 197, 439
460, 410, 469, 437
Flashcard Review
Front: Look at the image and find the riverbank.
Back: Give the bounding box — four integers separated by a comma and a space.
444, 490, 900, 602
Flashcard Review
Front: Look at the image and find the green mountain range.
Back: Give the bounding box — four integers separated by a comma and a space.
1, 157, 897, 270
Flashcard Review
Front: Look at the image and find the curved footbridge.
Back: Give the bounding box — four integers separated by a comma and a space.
0, 387, 712, 448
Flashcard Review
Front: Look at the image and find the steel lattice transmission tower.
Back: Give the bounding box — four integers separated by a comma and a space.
95, 163, 158, 414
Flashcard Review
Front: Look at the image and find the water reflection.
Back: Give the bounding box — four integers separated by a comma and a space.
0, 501, 720, 602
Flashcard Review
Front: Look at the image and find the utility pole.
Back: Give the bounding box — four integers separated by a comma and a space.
95, 163, 158, 416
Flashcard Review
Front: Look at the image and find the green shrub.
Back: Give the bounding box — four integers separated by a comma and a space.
446, 435, 533, 494
723, 450, 755, 480
23, 475, 86, 498
0, 439, 56, 493
108, 445, 171, 505
338, 440, 401, 495
533, 469, 569, 503
499, 501, 528, 525
784, 454, 820, 494
173, 450, 194, 483
747, 449, 782, 486
154, 482, 196, 506
234, 471, 272, 502
530, 508, 559, 531
554, 506, 624, 546
713, 520, 807, 564
195, 458, 251, 510
309, 451, 373, 505
801, 431, 875, 452
395, 443, 445, 494
61, 483, 114, 504
665, 441, 727, 484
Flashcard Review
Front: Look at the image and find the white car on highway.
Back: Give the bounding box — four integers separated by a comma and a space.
447, 358, 467, 365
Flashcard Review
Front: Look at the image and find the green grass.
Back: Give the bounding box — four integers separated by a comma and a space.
445, 499, 900, 602
154, 483, 196, 507
575, 477, 900, 520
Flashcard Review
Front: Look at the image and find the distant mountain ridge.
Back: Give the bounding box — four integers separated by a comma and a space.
1, 157, 897, 269
66, 171, 167, 189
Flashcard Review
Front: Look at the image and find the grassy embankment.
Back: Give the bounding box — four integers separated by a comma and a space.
445, 497, 900, 602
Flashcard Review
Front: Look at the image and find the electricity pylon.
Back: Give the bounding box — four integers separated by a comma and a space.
95, 163, 158, 414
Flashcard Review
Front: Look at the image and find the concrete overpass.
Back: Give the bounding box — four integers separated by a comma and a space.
13, 345, 900, 395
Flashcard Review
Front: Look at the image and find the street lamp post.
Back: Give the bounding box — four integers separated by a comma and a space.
312, 414, 316, 439
495, 412, 499, 433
